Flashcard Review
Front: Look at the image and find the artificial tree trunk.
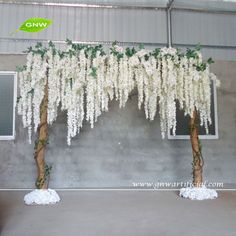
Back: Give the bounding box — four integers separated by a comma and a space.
190, 109, 204, 187
34, 78, 49, 189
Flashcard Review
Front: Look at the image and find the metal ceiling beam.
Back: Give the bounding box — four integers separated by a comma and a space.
0, 1, 166, 11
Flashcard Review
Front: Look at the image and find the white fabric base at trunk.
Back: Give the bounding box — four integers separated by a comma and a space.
24, 189, 60, 205
179, 186, 218, 200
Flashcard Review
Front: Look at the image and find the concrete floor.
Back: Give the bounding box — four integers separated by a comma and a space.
0, 190, 236, 236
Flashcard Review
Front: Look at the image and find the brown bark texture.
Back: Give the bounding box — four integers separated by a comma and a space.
34, 78, 49, 189
190, 109, 204, 187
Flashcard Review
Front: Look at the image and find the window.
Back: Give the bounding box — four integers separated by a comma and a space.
0, 71, 17, 140
168, 80, 219, 139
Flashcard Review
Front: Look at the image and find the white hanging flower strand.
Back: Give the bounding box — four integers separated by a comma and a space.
17, 42, 220, 145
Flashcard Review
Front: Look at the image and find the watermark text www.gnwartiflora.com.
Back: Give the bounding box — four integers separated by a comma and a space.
132, 181, 224, 189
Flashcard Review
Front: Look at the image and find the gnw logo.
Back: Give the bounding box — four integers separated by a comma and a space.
25, 22, 48, 28
11, 18, 52, 34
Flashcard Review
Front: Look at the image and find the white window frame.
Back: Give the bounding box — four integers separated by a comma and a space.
168, 80, 219, 140
0, 71, 17, 140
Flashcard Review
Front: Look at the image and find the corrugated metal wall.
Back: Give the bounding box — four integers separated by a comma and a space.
172, 10, 236, 46
171, 9, 236, 60
0, 2, 236, 60
0, 3, 167, 53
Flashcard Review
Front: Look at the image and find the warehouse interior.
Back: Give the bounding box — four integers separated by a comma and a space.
0, 0, 235, 235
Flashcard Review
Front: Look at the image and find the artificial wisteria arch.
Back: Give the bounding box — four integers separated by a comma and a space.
17, 41, 220, 204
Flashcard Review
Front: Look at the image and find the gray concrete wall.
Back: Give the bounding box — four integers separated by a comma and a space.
0, 55, 235, 188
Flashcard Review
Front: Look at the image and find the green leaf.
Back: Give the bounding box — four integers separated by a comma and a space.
195, 63, 207, 71
19, 18, 52, 33
152, 48, 160, 58
207, 57, 214, 64
90, 67, 97, 78
186, 48, 198, 59
48, 40, 55, 48
69, 78, 73, 89
27, 88, 34, 95
16, 96, 22, 104
144, 54, 149, 61
112, 41, 118, 47
195, 43, 202, 51
35, 42, 43, 49
66, 38, 72, 45
139, 43, 145, 49
125, 47, 136, 57
16, 65, 26, 72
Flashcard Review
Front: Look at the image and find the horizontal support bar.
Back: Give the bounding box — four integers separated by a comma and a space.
172, 7, 236, 16
0, 37, 167, 48
173, 43, 236, 50
0, 1, 165, 11
1, 38, 236, 52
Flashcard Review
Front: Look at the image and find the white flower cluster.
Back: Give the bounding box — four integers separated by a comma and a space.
18, 43, 219, 145
18, 52, 47, 143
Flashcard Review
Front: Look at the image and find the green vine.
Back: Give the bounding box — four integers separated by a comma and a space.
34, 138, 49, 150
24, 42, 48, 58
21, 40, 214, 73
34, 136, 50, 189
35, 163, 52, 189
